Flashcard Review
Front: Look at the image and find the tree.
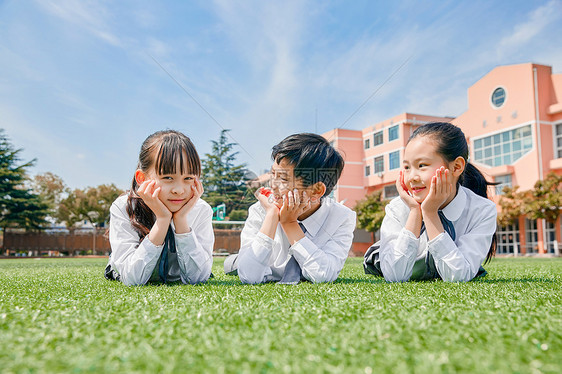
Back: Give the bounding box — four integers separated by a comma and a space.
0, 129, 49, 230
56, 184, 124, 230
81, 184, 124, 227
497, 172, 562, 227
57, 188, 87, 230
525, 172, 562, 223
201, 129, 255, 215
30, 172, 68, 223
497, 186, 528, 227
354, 190, 388, 233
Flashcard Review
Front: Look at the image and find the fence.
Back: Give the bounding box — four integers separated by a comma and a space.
2, 225, 243, 257
1, 223, 374, 257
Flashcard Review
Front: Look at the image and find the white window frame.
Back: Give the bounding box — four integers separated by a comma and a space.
497, 222, 520, 255
374, 156, 384, 174
388, 125, 399, 142
525, 219, 538, 254
388, 150, 400, 170
555, 123, 562, 159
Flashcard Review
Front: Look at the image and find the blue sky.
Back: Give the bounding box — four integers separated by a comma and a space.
1, 0, 561, 190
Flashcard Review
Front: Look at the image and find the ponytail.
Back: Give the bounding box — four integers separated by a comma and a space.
126, 190, 154, 241
460, 162, 497, 263
409, 122, 497, 263
460, 162, 493, 199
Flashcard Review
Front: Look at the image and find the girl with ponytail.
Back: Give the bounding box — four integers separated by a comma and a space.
105, 130, 214, 286
376, 122, 497, 282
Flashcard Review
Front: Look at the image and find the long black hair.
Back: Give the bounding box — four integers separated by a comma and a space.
126, 130, 201, 240
409, 122, 497, 263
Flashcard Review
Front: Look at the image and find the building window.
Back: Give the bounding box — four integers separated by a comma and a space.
491, 87, 506, 108
373, 131, 383, 146
364, 138, 370, 149
496, 222, 519, 255
365, 165, 371, 176
374, 156, 384, 174
494, 174, 512, 195
473, 124, 532, 167
384, 184, 399, 200
389, 151, 400, 170
388, 125, 399, 141
555, 123, 562, 158
525, 219, 538, 254
546, 221, 557, 254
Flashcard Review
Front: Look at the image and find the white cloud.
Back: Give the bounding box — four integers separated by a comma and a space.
3, 0, 562, 189
36, 0, 122, 46
498, 0, 562, 57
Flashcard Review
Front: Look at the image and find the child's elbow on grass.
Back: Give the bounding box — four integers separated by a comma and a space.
121, 277, 145, 287
239, 274, 261, 285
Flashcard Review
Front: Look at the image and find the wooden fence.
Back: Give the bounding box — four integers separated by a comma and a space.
2, 228, 241, 257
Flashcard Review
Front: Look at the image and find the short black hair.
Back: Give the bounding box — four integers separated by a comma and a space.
271, 133, 344, 196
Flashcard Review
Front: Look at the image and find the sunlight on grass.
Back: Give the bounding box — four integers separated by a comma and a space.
0, 257, 560, 373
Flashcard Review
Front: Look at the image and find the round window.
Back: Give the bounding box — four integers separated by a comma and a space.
491, 87, 506, 108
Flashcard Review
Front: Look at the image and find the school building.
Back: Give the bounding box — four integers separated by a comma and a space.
325, 62, 562, 256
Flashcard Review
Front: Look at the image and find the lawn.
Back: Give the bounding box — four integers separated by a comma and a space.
0, 257, 560, 374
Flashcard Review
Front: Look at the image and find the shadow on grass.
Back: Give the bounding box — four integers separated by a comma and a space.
472, 277, 557, 284
206, 279, 245, 286
121, 275, 558, 287
334, 277, 387, 284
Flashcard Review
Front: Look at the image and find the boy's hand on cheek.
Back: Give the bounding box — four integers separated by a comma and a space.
256, 187, 281, 215
137, 180, 172, 220
279, 189, 311, 224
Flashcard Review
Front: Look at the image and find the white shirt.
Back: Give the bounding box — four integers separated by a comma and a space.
379, 186, 497, 282
237, 199, 357, 284
107, 195, 214, 286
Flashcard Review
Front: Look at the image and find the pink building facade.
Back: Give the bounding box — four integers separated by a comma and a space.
325, 63, 562, 255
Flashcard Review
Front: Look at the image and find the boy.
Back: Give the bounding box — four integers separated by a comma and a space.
225, 133, 356, 284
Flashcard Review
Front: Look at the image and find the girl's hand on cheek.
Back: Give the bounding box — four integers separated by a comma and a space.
175, 177, 204, 219
137, 180, 172, 220
421, 167, 453, 213
397, 170, 420, 210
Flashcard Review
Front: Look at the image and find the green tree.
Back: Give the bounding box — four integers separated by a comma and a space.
30, 172, 68, 223
525, 172, 562, 223
497, 186, 528, 227
56, 184, 123, 230
0, 129, 48, 230
56, 188, 87, 230
354, 190, 388, 233
201, 129, 255, 215
81, 184, 124, 227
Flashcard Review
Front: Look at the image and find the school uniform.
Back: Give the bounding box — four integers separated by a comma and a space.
105, 195, 214, 286
379, 186, 497, 282
236, 198, 356, 284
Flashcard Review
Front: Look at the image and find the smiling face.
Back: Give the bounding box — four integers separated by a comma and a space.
269, 159, 308, 204
402, 136, 457, 204
144, 152, 197, 213
268, 158, 324, 219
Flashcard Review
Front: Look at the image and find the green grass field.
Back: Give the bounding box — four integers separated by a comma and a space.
0, 257, 560, 374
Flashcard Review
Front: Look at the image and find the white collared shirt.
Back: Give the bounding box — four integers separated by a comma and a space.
237, 199, 357, 284
107, 195, 214, 286
379, 186, 497, 282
